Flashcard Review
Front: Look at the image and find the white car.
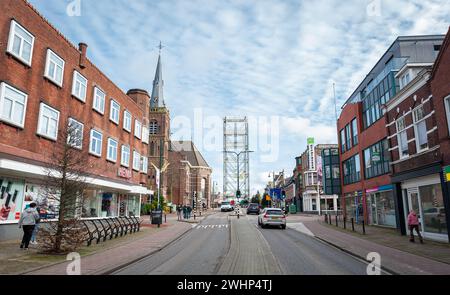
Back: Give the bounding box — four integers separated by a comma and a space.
258, 208, 286, 229
220, 201, 234, 212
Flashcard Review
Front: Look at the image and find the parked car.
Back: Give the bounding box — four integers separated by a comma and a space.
221, 201, 234, 212
258, 208, 286, 229
247, 203, 260, 215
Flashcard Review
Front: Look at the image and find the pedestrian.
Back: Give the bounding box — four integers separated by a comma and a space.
407, 209, 423, 243
176, 204, 182, 221
187, 206, 192, 219
30, 205, 41, 245
182, 205, 187, 219
18, 202, 40, 250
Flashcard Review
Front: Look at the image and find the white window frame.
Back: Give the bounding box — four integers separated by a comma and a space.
89, 129, 103, 157
142, 125, 149, 144
72, 70, 88, 102
445, 95, 450, 136
132, 150, 140, 171
123, 110, 132, 132
109, 99, 120, 125
121, 145, 130, 167
396, 117, 409, 159
107, 138, 118, 163
93, 87, 105, 114
6, 20, 35, 66
44, 49, 65, 87
141, 156, 148, 173
67, 118, 84, 150
37, 103, 60, 141
412, 105, 428, 153
134, 119, 142, 139
0, 82, 28, 128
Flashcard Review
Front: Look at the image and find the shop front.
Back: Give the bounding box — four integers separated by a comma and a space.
343, 191, 364, 223
401, 175, 448, 242
366, 185, 396, 227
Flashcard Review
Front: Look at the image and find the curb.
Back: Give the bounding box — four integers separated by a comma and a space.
313, 236, 399, 275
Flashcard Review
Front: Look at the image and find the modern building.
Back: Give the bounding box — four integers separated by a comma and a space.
299, 140, 339, 214
0, 0, 152, 239
321, 147, 341, 206
292, 156, 303, 212
338, 35, 444, 228
167, 141, 212, 208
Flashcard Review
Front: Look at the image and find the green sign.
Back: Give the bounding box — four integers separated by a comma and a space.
444, 166, 450, 182
307, 137, 315, 145
372, 151, 381, 163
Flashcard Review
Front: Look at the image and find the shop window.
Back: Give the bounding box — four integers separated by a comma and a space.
7, 20, 34, 66
107, 138, 118, 162
419, 184, 447, 235
0, 178, 25, 223
0, 82, 28, 128
72, 71, 87, 102
396, 116, 409, 158
110, 99, 120, 124
413, 105, 428, 152
44, 49, 65, 87
134, 120, 142, 139
67, 118, 83, 149
121, 145, 130, 167
89, 129, 103, 157
123, 110, 132, 132
93, 87, 105, 114
37, 103, 60, 141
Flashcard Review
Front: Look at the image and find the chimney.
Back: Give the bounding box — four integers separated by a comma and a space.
78, 42, 88, 69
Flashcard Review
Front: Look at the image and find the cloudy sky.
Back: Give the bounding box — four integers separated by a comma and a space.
28, 0, 450, 195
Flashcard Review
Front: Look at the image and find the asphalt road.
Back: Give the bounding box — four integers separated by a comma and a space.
114, 211, 371, 275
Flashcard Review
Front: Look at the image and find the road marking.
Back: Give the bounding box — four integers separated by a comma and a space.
286, 222, 315, 237
195, 224, 228, 229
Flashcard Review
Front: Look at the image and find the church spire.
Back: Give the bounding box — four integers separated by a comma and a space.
151, 41, 164, 108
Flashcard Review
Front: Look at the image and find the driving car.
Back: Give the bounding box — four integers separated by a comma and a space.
258, 208, 286, 229
220, 201, 234, 212
246, 203, 260, 215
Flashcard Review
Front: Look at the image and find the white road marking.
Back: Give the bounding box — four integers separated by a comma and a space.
195, 224, 228, 229
286, 222, 315, 237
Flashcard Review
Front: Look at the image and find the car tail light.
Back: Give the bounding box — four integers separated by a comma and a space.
282, 215, 286, 219
264, 214, 269, 218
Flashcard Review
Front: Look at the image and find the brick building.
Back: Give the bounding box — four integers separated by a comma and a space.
0, 0, 152, 239
337, 35, 444, 228
292, 156, 303, 212
167, 141, 212, 209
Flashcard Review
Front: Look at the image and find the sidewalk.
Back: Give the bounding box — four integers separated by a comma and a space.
287, 214, 450, 274
0, 213, 193, 275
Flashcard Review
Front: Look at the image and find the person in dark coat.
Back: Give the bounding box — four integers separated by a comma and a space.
18, 203, 40, 250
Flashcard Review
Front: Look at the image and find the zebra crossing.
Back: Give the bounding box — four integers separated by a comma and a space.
194, 224, 229, 230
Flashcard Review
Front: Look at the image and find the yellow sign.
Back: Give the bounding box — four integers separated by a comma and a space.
266, 195, 271, 201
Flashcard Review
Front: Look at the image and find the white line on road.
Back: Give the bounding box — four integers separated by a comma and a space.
195, 224, 229, 229
286, 222, 315, 237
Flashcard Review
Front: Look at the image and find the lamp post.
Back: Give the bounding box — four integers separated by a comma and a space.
150, 162, 170, 227
222, 150, 253, 203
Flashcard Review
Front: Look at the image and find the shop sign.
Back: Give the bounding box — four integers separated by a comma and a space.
371, 151, 381, 163
444, 166, 450, 182
118, 167, 132, 179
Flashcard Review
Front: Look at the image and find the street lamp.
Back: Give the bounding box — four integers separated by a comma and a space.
222, 150, 253, 202
150, 162, 170, 227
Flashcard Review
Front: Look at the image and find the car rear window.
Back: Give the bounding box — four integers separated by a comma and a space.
222, 202, 230, 205
249, 204, 258, 208
266, 210, 283, 215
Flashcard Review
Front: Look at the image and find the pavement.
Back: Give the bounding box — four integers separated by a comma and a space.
285, 214, 450, 275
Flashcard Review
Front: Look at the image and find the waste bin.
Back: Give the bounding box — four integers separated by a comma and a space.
289, 204, 297, 214
151, 210, 163, 225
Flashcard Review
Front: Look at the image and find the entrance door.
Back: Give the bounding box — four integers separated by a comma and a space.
407, 190, 423, 233
370, 194, 378, 225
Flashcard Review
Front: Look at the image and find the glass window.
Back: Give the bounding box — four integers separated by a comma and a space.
413, 106, 428, 152
355, 154, 361, 180
132, 150, 140, 171
89, 129, 103, 156
123, 111, 132, 132
332, 166, 340, 179
345, 124, 352, 150
121, 145, 130, 167
420, 184, 447, 234
37, 103, 60, 141
134, 120, 142, 139
7, 20, 34, 66
110, 99, 120, 124
363, 139, 390, 179
351, 119, 358, 146
67, 118, 83, 149
44, 49, 64, 86
0, 178, 26, 223
150, 121, 158, 135
107, 138, 118, 162
340, 129, 346, 153
72, 71, 87, 102
142, 125, 149, 144
445, 96, 450, 136
396, 117, 409, 158
141, 156, 148, 173
0, 82, 28, 128
93, 87, 105, 114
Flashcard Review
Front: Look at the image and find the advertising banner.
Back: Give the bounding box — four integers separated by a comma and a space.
0, 178, 25, 223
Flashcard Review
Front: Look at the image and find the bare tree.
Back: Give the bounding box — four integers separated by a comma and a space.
37, 118, 94, 253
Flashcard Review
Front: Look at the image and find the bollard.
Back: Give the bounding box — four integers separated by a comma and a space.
329, 214, 332, 225
335, 215, 338, 227
194, 214, 196, 220
325, 214, 328, 223
344, 216, 347, 229
362, 219, 366, 235
165, 213, 167, 223
351, 218, 355, 231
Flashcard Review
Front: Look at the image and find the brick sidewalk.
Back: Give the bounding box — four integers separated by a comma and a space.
287, 214, 450, 274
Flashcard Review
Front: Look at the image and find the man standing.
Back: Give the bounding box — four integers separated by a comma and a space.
182, 204, 187, 219
176, 204, 182, 221
18, 203, 40, 250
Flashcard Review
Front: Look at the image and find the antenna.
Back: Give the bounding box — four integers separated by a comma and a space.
157, 41, 165, 54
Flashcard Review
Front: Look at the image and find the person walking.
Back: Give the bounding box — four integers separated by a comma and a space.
408, 209, 424, 243
176, 204, 182, 221
187, 206, 192, 219
182, 205, 187, 219
30, 205, 41, 245
18, 203, 40, 250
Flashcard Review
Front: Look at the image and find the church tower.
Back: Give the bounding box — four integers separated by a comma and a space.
148, 45, 170, 199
